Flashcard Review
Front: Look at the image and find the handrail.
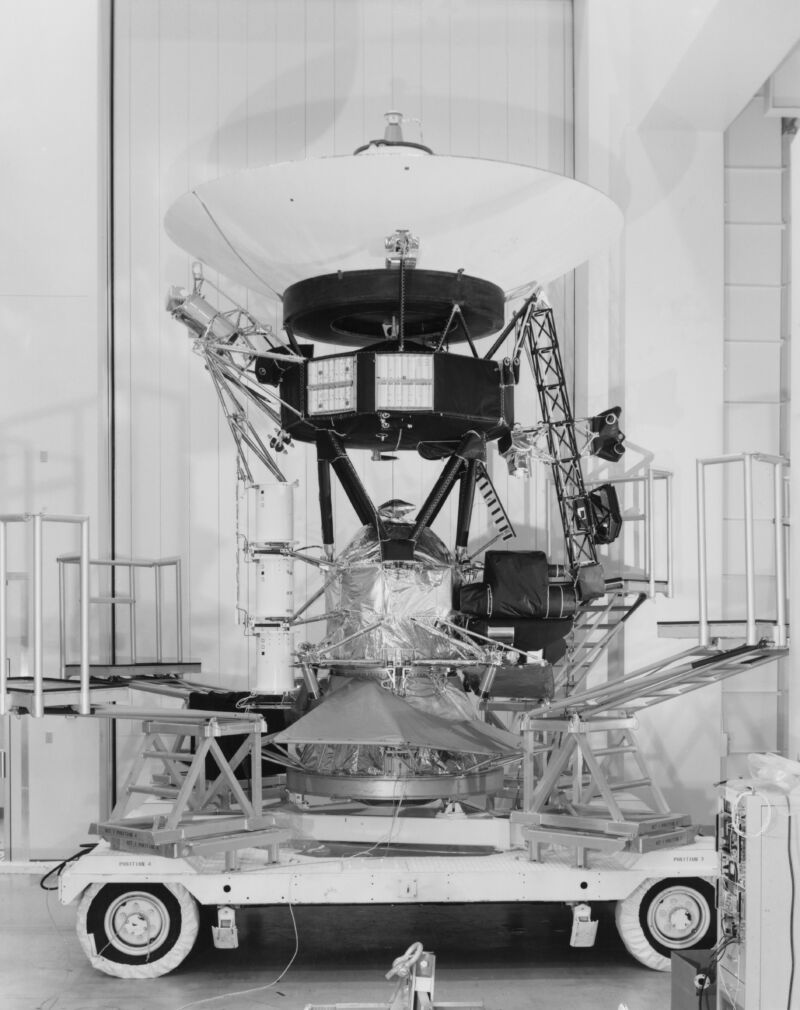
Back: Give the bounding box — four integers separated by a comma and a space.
57, 555, 184, 667
696, 452, 789, 648
0, 513, 90, 718
552, 467, 674, 598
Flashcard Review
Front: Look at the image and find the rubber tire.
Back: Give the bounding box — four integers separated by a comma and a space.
615, 876, 716, 971
76, 882, 200, 978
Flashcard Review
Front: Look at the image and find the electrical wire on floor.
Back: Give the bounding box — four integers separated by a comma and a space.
171, 779, 409, 1009
42, 882, 81, 964
173, 893, 299, 1010
719, 943, 741, 1010
696, 932, 740, 1010
39, 842, 98, 891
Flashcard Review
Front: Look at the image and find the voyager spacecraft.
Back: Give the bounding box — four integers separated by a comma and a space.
165, 113, 625, 804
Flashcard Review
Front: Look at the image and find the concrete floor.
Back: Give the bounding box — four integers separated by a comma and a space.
0, 873, 672, 1010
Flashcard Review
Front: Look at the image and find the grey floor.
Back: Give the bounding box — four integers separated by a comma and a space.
0, 873, 672, 1010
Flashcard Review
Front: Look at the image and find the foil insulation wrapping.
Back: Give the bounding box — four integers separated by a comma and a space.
323, 521, 458, 665
280, 678, 519, 778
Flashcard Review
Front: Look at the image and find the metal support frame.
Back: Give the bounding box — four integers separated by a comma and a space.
410, 431, 484, 542
317, 456, 335, 555
0, 513, 90, 718
316, 431, 386, 536
697, 452, 789, 648
204, 355, 286, 483
97, 710, 289, 858
169, 275, 308, 482
521, 716, 665, 820
512, 715, 693, 863
314, 429, 491, 560
455, 458, 479, 552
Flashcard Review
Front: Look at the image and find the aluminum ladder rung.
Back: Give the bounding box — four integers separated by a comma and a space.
607, 777, 651, 792
475, 468, 515, 541
127, 784, 182, 797
142, 750, 195, 761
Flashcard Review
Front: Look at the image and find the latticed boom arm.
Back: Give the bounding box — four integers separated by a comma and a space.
524, 302, 599, 570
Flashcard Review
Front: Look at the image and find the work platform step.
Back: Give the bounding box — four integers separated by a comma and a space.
65, 661, 202, 679
523, 821, 696, 866
628, 826, 697, 853
94, 813, 291, 859
4, 676, 130, 712
657, 620, 785, 642
518, 810, 691, 839
524, 826, 627, 867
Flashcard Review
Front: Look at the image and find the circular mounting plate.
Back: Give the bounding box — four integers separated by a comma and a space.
285, 766, 504, 801
165, 154, 623, 300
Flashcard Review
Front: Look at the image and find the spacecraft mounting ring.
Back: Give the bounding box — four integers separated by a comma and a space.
285, 765, 504, 801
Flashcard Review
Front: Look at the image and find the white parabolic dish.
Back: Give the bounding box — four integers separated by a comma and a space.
164, 154, 623, 300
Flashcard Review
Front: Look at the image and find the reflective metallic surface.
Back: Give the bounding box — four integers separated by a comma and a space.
323, 522, 458, 664
273, 666, 519, 801
285, 765, 505, 800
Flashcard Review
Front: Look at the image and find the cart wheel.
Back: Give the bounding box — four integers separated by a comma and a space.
615, 877, 716, 971
76, 882, 200, 978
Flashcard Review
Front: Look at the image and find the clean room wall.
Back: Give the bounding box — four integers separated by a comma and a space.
0, 1, 108, 672
575, 1, 727, 823
112, 0, 576, 690
720, 97, 786, 776
574, 0, 799, 822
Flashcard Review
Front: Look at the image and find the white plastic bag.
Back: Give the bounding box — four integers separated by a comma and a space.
747, 751, 800, 791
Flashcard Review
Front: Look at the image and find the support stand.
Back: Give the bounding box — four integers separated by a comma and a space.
513, 714, 693, 865
94, 710, 290, 860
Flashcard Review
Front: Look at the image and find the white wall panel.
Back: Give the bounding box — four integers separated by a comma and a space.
726, 223, 784, 286
724, 341, 783, 402
726, 167, 783, 223
724, 97, 783, 168
0, 1, 107, 673
113, 0, 575, 689
719, 95, 788, 776
725, 285, 782, 342
725, 402, 782, 455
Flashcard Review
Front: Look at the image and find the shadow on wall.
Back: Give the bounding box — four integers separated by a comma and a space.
0, 400, 96, 517
581, 111, 701, 225
625, 120, 700, 223
186, 99, 579, 174
0, 396, 104, 679
637, 705, 720, 825
112, 377, 191, 557
168, 0, 577, 172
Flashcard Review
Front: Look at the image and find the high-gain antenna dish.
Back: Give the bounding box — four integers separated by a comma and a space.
165, 154, 622, 297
